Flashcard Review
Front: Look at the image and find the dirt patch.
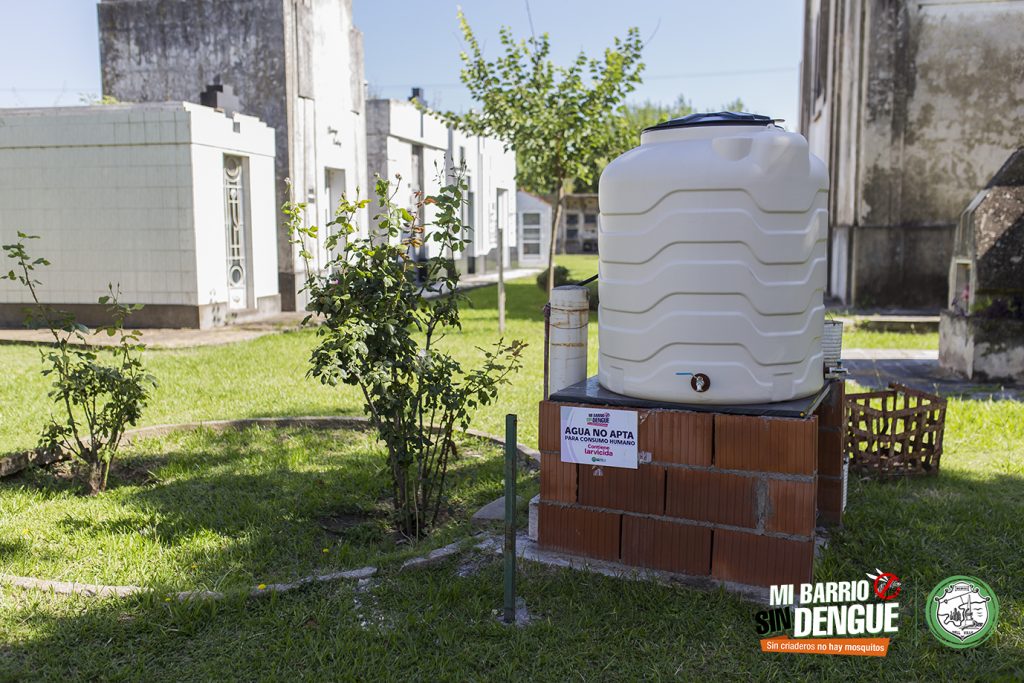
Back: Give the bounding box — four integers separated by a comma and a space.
317, 512, 377, 535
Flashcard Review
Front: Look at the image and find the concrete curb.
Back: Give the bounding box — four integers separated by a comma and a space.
476, 533, 771, 604
0, 565, 379, 602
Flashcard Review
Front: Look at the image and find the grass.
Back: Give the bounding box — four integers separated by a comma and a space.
1, 254, 1022, 680
0, 254, 937, 454
0, 427, 534, 592
841, 328, 939, 350
1, 439, 1022, 680
0, 255, 600, 456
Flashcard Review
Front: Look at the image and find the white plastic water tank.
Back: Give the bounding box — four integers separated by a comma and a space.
597, 112, 828, 405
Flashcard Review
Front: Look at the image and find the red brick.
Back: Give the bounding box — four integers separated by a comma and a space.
711, 529, 814, 587
665, 468, 757, 528
817, 477, 843, 526
621, 515, 712, 575
537, 503, 621, 561
765, 479, 817, 537
578, 464, 665, 515
538, 401, 561, 452
540, 450, 577, 503
640, 411, 713, 466
714, 415, 817, 475
817, 427, 845, 477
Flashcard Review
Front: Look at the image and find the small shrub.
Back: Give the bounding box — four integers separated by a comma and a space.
536, 265, 571, 291
287, 172, 525, 538
2, 233, 155, 494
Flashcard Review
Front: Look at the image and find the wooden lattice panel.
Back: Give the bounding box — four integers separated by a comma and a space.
845, 384, 947, 478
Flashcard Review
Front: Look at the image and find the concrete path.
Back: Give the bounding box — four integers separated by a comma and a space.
462, 267, 542, 288
0, 312, 308, 349
843, 348, 1023, 401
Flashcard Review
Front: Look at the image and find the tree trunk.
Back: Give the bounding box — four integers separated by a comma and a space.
497, 216, 506, 333
546, 182, 565, 295
84, 460, 104, 495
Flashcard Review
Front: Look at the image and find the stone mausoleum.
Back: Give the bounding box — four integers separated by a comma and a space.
940, 149, 1024, 382
98, 0, 369, 312
366, 97, 518, 275
0, 103, 279, 328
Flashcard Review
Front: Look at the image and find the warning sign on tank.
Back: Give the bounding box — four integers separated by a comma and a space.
560, 406, 638, 469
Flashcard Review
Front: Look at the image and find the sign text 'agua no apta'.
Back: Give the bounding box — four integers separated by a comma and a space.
560, 406, 638, 469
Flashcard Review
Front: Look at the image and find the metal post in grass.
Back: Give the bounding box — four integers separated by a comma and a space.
503, 413, 517, 625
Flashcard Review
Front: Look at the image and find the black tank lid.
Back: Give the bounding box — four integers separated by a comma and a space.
643, 111, 773, 133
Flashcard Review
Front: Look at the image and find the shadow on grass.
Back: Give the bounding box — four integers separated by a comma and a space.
0, 427, 524, 594
3, 422, 1020, 678
2, 506, 1022, 682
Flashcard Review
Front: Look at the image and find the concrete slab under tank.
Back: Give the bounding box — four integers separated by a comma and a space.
548, 376, 831, 419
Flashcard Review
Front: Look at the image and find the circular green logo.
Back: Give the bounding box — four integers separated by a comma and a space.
925, 575, 999, 649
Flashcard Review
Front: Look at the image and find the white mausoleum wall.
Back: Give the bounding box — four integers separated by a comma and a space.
0, 102, 277, 327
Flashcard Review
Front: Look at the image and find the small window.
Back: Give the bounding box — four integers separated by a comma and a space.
584, 213, 598, 226
522, 212, 541, 226
566, 228, 579, 239
523, 227, 541, 238
566, 213, 580, 226
523, 243, 541, 255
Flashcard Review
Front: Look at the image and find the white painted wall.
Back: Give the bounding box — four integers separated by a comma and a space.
294, 0, 369, 272
188, 102, 277, 308
451, 127, 518, 267
0, 102, 277, 315
367, 99, 518, 271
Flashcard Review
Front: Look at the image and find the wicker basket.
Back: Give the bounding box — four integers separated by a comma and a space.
845, 384, 947, 478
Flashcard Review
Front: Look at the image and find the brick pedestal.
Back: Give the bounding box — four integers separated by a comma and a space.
536, 383, 844, 589
814, 381, 845, 525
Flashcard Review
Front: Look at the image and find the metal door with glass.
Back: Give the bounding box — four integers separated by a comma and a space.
223, 155, 251, 310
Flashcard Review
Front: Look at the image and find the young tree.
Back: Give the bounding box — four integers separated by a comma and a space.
428, 11, 645, 294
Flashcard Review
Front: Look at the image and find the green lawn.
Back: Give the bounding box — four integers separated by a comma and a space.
840, 328, 939, 350
0, 427, 531, 592
1, 255, 1022, 680
0, 255, 599, 456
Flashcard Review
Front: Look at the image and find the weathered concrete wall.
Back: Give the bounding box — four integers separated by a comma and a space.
98, 0, 367, 311
940, 311, 1024, 382
99, 0, 288, 197
801, 0, 1024, 308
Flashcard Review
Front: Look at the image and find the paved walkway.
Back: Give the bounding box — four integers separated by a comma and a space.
0, 312, 308, 349
0, 268, 542, 349
843, 348, 1023, 401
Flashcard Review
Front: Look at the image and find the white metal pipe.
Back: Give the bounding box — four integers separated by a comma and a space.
547, 285, 590, 395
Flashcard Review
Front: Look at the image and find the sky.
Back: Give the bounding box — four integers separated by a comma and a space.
0, 0, 805, 130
